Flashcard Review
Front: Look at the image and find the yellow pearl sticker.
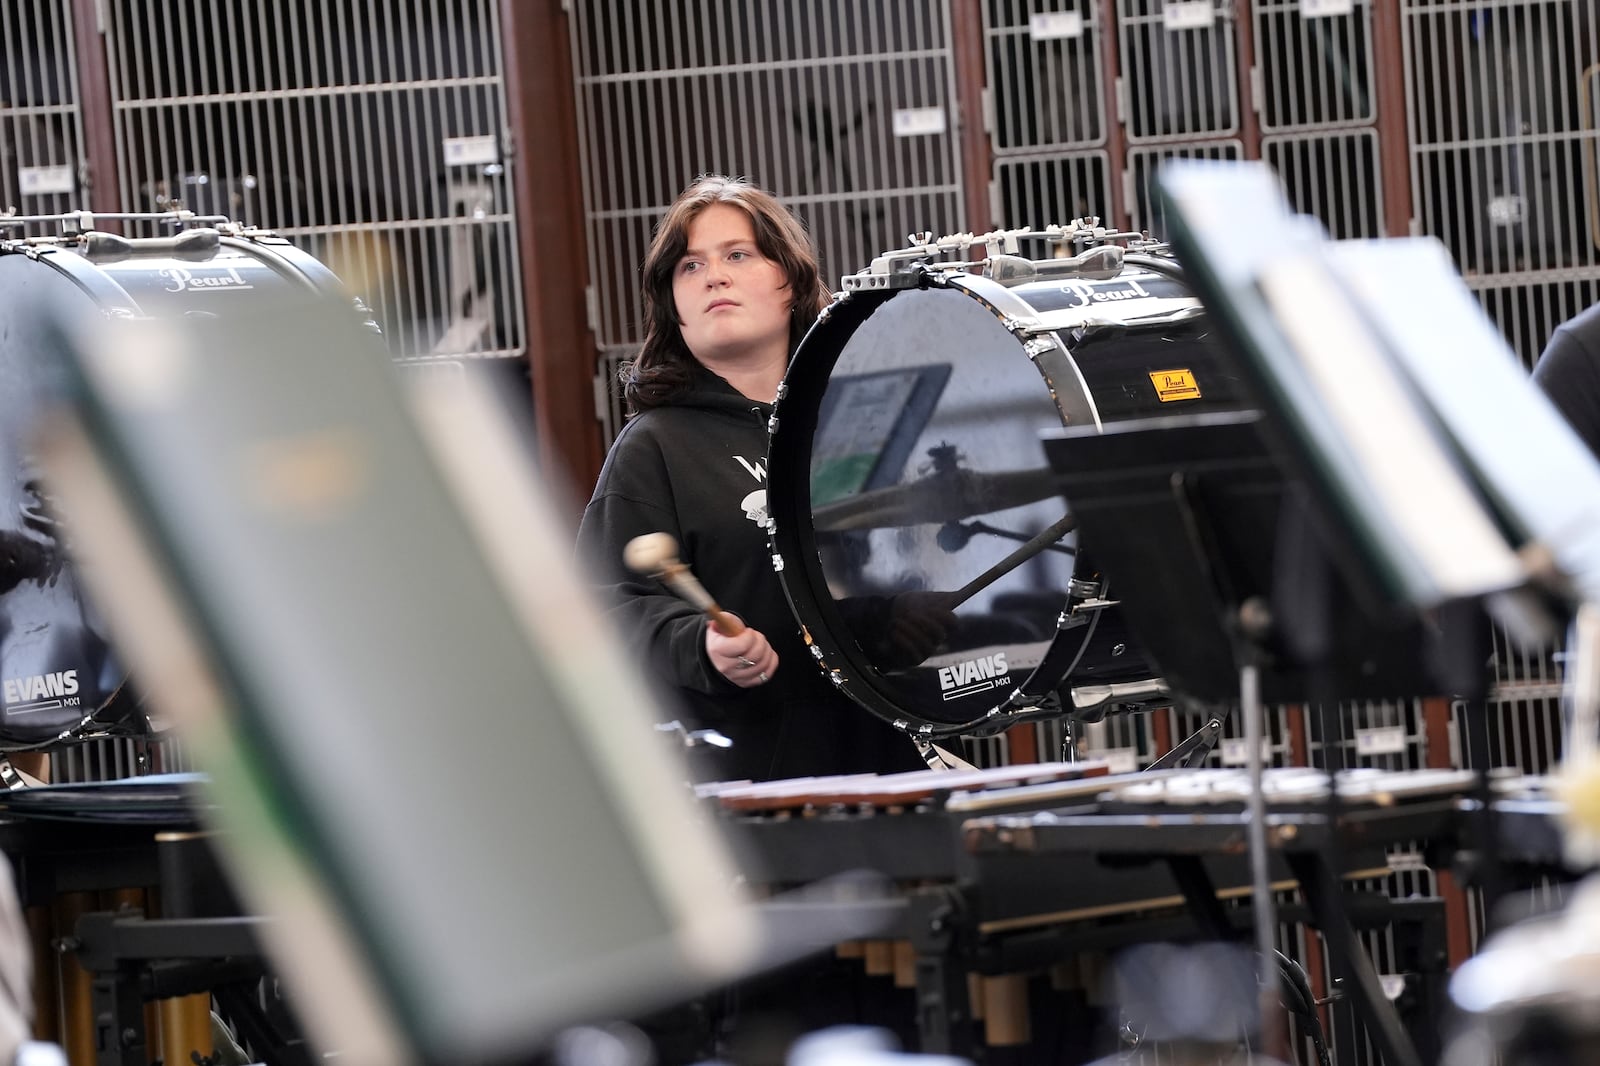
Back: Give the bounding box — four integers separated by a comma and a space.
1149, 369, 1201, 402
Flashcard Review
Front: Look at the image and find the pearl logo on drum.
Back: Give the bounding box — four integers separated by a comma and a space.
938, 652, 1010, 699
1060, 277, 1152, 308
3, 669, 80, 713
160, 264, 255, 292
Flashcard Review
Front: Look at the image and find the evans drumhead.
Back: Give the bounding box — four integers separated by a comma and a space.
0, 211, 377, 749
767, 229, 1253, 738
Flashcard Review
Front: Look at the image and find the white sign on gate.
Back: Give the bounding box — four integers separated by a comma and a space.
892, 107, 947, 137
443, 135, 500, 167
1030, 12, 1085, 40
1302, 0, 1355, 18
18, 164, 75, 196
1163, 1, 1217, 31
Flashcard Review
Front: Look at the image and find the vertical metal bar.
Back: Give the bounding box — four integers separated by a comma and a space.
0, 2, 18, 216
14, 1, 40, 213
1377, 0, 1413, 238
502, 0, 601, 487
661, 1, 683, 206
1099, 0, 1128, 226
952, 0, 993, 228
69, 0, 119, 211
1235, 0, 1259, 156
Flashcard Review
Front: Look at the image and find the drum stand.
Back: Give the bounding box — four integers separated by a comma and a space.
1145, 715, 1224, 770
1057, 707, 1222, 770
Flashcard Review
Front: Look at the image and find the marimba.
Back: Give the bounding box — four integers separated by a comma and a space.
717, 764, 1567, 1063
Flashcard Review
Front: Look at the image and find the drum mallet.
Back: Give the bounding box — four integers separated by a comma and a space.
623, 532, 746, 637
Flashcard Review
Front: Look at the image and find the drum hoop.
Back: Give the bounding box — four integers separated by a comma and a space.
769, 275, 1082, 739
948, 272, 1108, 433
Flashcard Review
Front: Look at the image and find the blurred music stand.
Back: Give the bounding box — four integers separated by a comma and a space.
1037, 160, 1576, 1066
21, 288, 867, 1065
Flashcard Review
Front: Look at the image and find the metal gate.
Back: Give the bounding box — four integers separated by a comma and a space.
1257, 0, 1384, 239
99, 0, 525, 364
569, 0, 966, 441
1402, 0, 1600, 780
985, 0, 1115, 232
1403, 0, 1600, 366
0, 1, 86, 232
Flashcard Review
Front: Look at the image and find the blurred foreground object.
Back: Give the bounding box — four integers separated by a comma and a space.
21, 264, 772, 1063
786, 1027, 971, 1066
1445, 877, 1600, 1066
1097, 942, 1293, 1066
0, 211, 350, 754
1153, 159, 1600, 1066
0, 855, 35, 1061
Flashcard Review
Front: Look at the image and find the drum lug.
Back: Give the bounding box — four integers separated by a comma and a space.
1023, 337, 1057, 360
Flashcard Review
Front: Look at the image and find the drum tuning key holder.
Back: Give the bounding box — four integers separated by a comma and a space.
842, 218, 1166, 293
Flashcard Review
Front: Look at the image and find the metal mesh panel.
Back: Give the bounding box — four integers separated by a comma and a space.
1302, 699, 1430, 771
1180, 703, 1296, 768
572, 1, 964, 353
1118, 0, 1241, 143
983, 0, 1107, 153
1263, 129, 1383, 239
958, 732, 1011, 768
1474, 276, 1600, 371
992, 151, 1114, 230
53, 734, 191, 783
1126, 139, 1243, 235
1466, 273, 1599, 772
103, 0, 525, 362
1403, 0, 1600, 278
1254, 0, 1376, 131
1064, 711, 1159, 771
597, 343, 634, 445
0, 0, 86, 233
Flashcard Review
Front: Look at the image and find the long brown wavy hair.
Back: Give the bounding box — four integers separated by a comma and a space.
621, 175, 830, 413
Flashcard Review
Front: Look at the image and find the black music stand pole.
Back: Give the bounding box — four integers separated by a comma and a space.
1267, 499, 1432, 1066
1239, 661, 1284, 1058
1430, 600, 1505, 931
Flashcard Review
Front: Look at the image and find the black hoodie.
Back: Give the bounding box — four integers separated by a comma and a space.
577, 367, 925, 782
1533, 301, 1600, 463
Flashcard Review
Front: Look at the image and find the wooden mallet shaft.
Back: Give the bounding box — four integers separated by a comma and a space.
623, 532, 746, 637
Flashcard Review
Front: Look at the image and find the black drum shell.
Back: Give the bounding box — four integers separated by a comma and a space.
0, 230, 370, 748
768, 259, 1254, 734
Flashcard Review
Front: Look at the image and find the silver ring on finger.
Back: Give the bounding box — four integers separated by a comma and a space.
737, 656, 756, 669
757, 671, 769, 683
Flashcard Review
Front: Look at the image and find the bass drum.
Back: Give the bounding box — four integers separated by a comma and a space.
0, 219, 378, 749
767, 252, 1253, 736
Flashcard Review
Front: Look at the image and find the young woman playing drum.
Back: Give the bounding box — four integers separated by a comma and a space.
576, 175, 924, 782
